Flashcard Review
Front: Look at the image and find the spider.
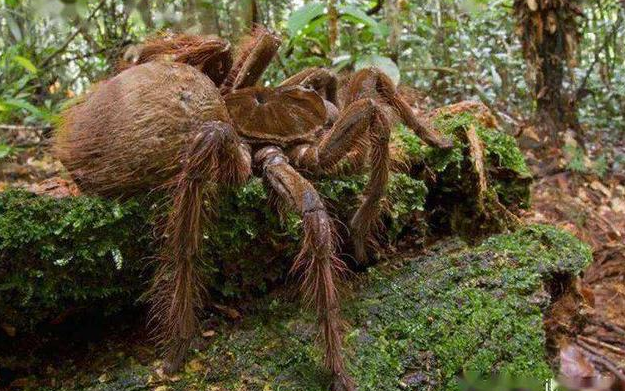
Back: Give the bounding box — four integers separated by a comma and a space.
55, 27, 451, 391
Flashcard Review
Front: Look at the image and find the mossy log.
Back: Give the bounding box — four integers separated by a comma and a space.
14, 226, 592, 391
0, 104, 531, 334
0, 105, 592, 389
0, 105, 532, 337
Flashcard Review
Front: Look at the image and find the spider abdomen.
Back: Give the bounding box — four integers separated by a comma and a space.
55, 61, 230, 197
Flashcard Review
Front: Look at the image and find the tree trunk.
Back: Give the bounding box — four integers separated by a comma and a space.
385, 0, 401, 64
514, 0, 583, 150
137, 0, 154, 30
241, 0, 259, 30
198, 1, 221, 35
535, 31, 566, 145
328, 0, 339, 58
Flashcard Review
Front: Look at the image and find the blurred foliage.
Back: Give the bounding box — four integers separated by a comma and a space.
0, 0, 623, 161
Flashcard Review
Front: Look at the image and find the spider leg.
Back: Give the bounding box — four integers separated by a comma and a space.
347, 68, 454, 149
255, 146, 354, 391
118, 34, 233, 86
290, 98, 390, 263
220, 27, 281, 94
152, 121, 251, 374
279, 67, 339, 105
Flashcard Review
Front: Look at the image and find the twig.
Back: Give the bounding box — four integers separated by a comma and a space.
0, 124, 52, 132
575, 12, 623, 101
577, 340, 625, 383
46, 44, 126, 69
9, 0, 108, 98
39, 0, 108, 68
598, 320, 625, 338
404, 66, 459, 75
579, 335, 625, 357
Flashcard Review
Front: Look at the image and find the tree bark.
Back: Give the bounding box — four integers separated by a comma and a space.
535, 30, 566, 145
514, 0, 583, 150
385, 0, 401, 64
328, 0, 339, 58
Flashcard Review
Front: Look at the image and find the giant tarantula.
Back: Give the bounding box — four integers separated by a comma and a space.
55, 27, 451, 391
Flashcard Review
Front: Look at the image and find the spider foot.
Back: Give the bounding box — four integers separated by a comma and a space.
332, 372, 356, 391
162, 337, 192, 375
350, 209, 378, 265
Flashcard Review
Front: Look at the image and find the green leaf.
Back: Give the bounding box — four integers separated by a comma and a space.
5, 14, 22, 41
13, 56, 38, 74
355, 55, 401, 85
286, 3, 325, 36
2, 99, 53, 122
338, 5, 382, 36
0, 144, 13, 160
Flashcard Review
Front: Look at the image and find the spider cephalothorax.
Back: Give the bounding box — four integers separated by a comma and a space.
54, 27, 451, 391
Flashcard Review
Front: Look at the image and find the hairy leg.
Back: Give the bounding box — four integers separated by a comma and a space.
289, 98, 392, 262
346, 68, 453, 149
118, 34, 233, 86
348, 110, 391, 262
151, 121, 251, 374
279, 67, 339, 105
255, 146, 354, 391
220, 27, 281, 94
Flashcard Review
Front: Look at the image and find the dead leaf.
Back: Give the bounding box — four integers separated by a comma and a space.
611, 197, 625, 214
546, 11, 558, 34
560, 343, 595, 378
590, 181, 611, 198
214, 304, 241, 320
579, 284, 595, 308
202, 329, 216, 338
1, 322, 16, 337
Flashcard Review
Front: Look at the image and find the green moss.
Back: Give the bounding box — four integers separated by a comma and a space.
0, 172, 426, 333
391, 112, 532, 238
0, 191, 151, 332
52, 225, 590, 391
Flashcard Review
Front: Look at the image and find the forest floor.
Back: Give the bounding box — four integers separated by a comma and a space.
523, 167, 625, 387
1, 116, 625, 389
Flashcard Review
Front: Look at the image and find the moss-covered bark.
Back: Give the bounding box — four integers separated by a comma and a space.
32, 225, 590, 391
0, 107, 591, 389
0, 106, 531, 334
0, 173, 427, 333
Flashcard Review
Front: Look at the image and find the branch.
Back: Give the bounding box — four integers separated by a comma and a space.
575, 12, 623, 101
39, 0, 107, 68
576, 340, 625, 384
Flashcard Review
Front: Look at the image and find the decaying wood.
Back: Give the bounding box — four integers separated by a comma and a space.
465, 124, 488, 211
